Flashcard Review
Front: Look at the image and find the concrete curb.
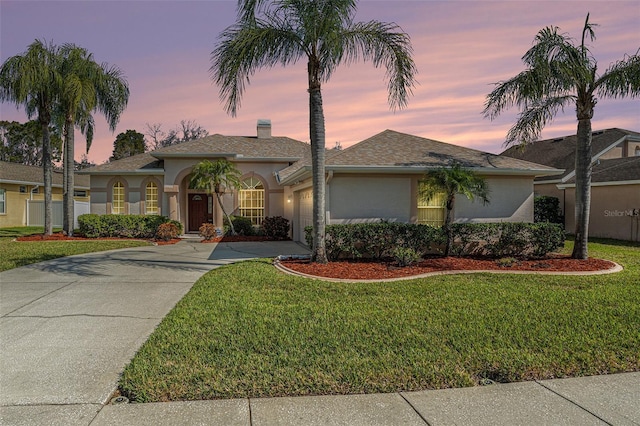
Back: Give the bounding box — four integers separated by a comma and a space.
273, 259, 624, 283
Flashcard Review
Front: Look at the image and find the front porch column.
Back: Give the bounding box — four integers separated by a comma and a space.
164, 185, 180, 222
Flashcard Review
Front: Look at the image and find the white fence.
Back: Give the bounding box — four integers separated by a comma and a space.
26, 200, 90, 229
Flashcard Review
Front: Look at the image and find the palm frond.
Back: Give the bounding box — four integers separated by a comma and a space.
595, 52, 640, 99
505, 95, 573, 145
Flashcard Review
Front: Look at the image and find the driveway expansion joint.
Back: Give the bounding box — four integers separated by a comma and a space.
534, 380, 613, 425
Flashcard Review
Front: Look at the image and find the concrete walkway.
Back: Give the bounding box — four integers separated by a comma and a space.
1, 240, 639, 425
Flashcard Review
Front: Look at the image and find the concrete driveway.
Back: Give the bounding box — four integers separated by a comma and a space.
0, 239, 309, 423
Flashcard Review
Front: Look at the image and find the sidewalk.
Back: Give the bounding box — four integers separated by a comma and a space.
1, 240, 638, 425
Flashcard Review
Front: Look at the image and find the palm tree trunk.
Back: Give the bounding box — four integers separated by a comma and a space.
40, 117, 53, 236
444, 196, 454, 256
63, 119, 74, 236
571, 118, 592, 259
308, 59, 328, 264
215, 192, 236, 235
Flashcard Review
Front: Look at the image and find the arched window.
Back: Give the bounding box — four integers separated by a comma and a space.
112, 181, 124, 214
239, 176, 264, 225
145, 182, 159, 215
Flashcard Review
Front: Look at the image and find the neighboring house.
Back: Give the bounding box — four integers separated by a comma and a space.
502, 128, 640, 241
0, 161, 91, 228
83, 121, 561, 242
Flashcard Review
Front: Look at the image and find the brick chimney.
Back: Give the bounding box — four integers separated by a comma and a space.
257, 119, 271, 139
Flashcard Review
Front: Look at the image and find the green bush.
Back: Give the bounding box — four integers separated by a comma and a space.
262, 216, 290, 240
78, 214, 176, 239
305, 222, 564, 260
534, 196, 564, 224
223, 215, 255, 236
392, 246, 422, 267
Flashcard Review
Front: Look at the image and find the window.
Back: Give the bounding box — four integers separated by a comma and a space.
417, 184, 445, 227
238, 177, 264, 225
145, 182, 159, 215
112, 182, 124, 214
20, 186, 27, 193
0, 188, 5, 214
635, 146, 640, 157
73, 190, 87, 197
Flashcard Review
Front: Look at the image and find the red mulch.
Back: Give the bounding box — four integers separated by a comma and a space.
280, 255, 617, 280
15, 233, 181, 245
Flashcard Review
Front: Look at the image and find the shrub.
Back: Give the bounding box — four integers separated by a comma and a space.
305, 222, 564, 260
198, 223, 218, 241
156, 222, 180, 241
534, 196, 564, 224
392, 246, 422, 267
262, 216, 290, 240
78, 214, 177, 239
224, 215, 255, 236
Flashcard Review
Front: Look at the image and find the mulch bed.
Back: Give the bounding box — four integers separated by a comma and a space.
280, 255, 617, 280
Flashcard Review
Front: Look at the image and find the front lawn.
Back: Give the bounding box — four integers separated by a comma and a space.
119, 239, 640, 402
0, 227, 150, 272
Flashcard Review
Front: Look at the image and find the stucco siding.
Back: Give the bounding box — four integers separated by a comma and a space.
565, 184, 640, 241
455, 176, 534, 223
329, 175, 411, 223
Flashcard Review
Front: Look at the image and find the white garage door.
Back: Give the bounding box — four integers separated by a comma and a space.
298, 189, 313, 243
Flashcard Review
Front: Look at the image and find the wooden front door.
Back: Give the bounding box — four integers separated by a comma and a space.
188, 194, 210, 232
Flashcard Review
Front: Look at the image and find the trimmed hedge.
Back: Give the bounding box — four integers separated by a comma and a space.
223, 215, 255, 236
534, 196, 564, 224
262, 216, 290, 240
305, 222, 565, 260
78, 214, 182, 239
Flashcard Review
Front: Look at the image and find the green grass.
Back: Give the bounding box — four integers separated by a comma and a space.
0, 226, 150, 272
119, 239, 640, 402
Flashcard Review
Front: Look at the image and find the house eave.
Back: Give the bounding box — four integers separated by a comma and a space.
151, 153, 237, 159
557, 179, 640, 189
79, 169, 166, 176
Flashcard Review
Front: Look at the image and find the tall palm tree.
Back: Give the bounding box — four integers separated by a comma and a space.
211, 0, 417, 263
190, 159, 243, 235
57, 43, 129, 236
0, 40, 60, 235
420, 163, 490, 256
483, 14, 640, 259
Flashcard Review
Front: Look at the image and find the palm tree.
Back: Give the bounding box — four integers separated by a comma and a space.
0, 40, 60, 235
483, 14, 640, 259
420, 163, 490, 256
211, 0, 417, 263
57, 43, 129, 236
189, 159, 243, 235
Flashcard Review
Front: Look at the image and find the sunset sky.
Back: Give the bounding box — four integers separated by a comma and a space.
1, 1, 639, 165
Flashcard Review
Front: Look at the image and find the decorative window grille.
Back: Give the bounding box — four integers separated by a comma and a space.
239, 177, 264, 225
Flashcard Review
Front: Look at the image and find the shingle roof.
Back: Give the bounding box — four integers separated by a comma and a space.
84, 134, 310, 174
80, 152, 163, 174
563, 156, 640, 184
500, 128, 639, 181
0, 161, 90, 188
277, 129, 560, 183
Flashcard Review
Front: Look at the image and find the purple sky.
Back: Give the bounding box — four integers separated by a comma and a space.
1, 1, 639, 165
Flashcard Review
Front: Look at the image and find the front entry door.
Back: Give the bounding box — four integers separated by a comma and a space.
188, 194, 210, 232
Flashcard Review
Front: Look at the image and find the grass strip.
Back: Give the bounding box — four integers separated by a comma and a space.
0, 226, 149, 272
120, 239, 640, 402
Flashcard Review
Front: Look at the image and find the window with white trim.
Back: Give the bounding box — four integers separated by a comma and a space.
417, 183, 445, 227
145, 182, 159, 215
112, 182, 124, 214
239, 177, 264, 225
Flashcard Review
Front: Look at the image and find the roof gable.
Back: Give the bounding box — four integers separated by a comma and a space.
501, 128, 640, 181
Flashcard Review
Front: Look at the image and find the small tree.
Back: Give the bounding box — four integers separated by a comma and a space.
189, 159, 242, 235
420, 164, 490, 256
110, 130, 146, 161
